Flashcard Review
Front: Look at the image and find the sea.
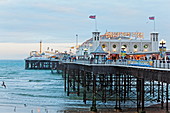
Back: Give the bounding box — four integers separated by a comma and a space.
0, 60, 90, 113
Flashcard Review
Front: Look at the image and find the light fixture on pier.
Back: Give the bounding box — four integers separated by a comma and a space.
159, 39, 166, 47
159, 39, 166, 59
121, 45, 126, 59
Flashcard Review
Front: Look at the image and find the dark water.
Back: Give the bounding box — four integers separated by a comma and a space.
0, 60, 89, 113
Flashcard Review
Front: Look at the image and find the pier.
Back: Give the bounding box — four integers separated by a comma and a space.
25, 59, 170, 112
62, 61, 170, 112
25, 59, 63, 70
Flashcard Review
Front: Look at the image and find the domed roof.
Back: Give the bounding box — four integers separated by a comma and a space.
91, 44, 108, 55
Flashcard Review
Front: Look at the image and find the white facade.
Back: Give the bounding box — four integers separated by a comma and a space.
76, 32, 159, 56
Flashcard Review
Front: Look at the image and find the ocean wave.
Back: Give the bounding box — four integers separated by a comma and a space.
7, 71, 19, 74
13, 93, 64, 99
28, 80, 49, 82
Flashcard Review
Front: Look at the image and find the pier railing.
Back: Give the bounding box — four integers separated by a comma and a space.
25, 58, 170, 70
62, 59, 170, 69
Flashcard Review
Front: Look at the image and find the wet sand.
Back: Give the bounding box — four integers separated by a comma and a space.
62, 103, 170, 113
0, 103, 170, 113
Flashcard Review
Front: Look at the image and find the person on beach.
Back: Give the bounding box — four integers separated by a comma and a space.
2, 81, 6, 88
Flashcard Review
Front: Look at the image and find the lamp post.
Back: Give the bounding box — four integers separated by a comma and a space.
108, 37, 111, 54
76, 34, 78, 49
84, 48, 88, 59
140, 38, 142, 52
119, 38, 121, 53
159, 39, 166, 59
129, 38, 132, 53
121, 45, 126, 59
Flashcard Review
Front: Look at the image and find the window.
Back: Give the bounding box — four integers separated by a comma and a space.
113, 44, 116, 48
134, 45, 138, 48
144, 44, 148, 49
123, 45, 127, 48
102, 44, 106, 48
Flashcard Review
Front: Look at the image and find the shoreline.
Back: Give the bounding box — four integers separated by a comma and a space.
0, 102, 170, 113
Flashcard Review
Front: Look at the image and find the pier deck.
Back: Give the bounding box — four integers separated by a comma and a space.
62, 62, 170, 112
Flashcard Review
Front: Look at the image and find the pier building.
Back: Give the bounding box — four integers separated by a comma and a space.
76, 31, 160, 59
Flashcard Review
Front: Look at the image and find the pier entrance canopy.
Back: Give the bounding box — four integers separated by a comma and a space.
91, 45, 108, 64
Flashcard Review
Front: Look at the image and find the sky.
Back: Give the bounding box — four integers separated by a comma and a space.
0, 0, 170, 59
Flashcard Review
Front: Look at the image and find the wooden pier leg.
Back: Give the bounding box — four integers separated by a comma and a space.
124, 74, 127, 103
73, 70, 76, 91
114, 73, 122, 111
48, 61, 50, 69
77, 69, 80, 96
90, 72, 97, 112
64, 67, 67, 92
25, 61, 28, 69
127, 75, 130, 98
109, 74, 113, 95
37, 61, 40, 69
141, 78, 145, 112
161, 82, 164, 109
129, 75, 132, 92
83, 71, 86, 104
114, 74, 118, 110
39, 62, 42, 69
42, 61, 43, 69
103, 74, 106, 103
67, 70, 70, 96
30, 62, 33, 69
104, 74, 107, 103
157, 82, 160, 102
136, 78, 140, 113
87, 72, 90, 91
150, 81, 152, 97
118, 73, 121, 110
153, 81, 155, 97
166, 83, 169, 113
101, 74, 104, 102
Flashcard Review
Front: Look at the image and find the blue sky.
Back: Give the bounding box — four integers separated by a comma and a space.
0, 0, 169, 59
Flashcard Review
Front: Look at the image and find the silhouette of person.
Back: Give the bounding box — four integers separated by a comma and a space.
2, 81, 6, 88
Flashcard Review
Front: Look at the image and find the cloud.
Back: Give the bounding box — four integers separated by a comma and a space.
32, 3, 78, 15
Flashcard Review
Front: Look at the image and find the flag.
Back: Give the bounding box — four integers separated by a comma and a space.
89, 15, 96, 19
149, 16, 155, 20
70, 46, 74, 49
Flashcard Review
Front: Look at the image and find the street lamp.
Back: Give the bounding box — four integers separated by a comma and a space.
160, 39, 166, 47
76, 34, 79, 49
118, 38, 121, 53
121, 45, 126, 51
159, 39, 166, 59
121, 45, 126, 59
129, 38, 132, 53
84, 48, 88, 59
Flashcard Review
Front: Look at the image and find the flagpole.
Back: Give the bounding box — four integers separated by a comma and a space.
95, 17, 98, 31
149, 16, 156, 32
154, 17, 155, 31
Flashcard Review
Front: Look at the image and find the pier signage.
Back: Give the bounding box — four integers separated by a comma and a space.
101, 32, 144, 39
127, 60, 153, 67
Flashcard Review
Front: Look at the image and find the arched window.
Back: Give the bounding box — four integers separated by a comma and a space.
113, 44, 116, 48
144, 44, 148, 49
123, 45, 127, 48
134, 45, 138, 48
102, 44, 106, 48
